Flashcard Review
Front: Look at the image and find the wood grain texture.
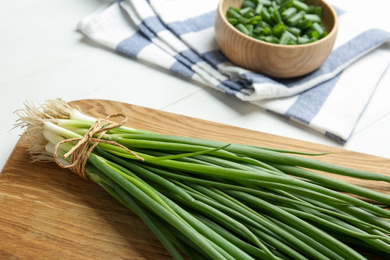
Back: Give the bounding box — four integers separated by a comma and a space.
1, 99, 390, 259
215, 0, 338, 78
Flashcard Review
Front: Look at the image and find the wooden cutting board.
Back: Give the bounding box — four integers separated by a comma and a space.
1, 99, 389, 259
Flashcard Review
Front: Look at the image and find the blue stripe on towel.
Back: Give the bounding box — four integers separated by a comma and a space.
170, 61, 195, 78
325, 131, 347, 143
221, 79, 248, 91
177, 49, 204, 64
167, 11, 215, 35
143, 16, 167, 34
116, 31, 151, 57
202, 50, 229, 67
285, 74, 341, 124
138, 22, 157, 40
217, 82, 239, 95
174, 53, 195, 68
241, 72, 280, 84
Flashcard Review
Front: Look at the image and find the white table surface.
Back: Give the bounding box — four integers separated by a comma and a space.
1, 0, 389, 173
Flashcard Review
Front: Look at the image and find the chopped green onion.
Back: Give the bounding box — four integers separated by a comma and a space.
247, 15, 262, 25
271, 9, 283, 24
242, 0, 257, 9
254, 26, 271, 36
246, 24, 254, 36
304, 13, 322, 23
235, 23, 250, 35
272, 22, 286, 37
226, 0, 328, 45
259, 0, 273, 6
292, 0, 309, 12
297, 18, 312, 30
279, 31, 291, 44
227, 18, 238, 25
259, 6, 273, 24
298, 35, 311, 44
312, 6, 322, 16
287, 10, 305, 26
254, 3, 264, 14
226, 7, 242, 19
285, 25, 301, 36
280, 0, 294, 9
306, 22, 325, 38
281, 7, 297, 20
239, 6, 254, 16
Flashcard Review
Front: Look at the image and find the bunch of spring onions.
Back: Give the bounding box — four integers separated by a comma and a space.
15, 98, 390, 260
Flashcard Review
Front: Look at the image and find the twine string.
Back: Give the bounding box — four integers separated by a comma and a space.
53, 113, 144, 178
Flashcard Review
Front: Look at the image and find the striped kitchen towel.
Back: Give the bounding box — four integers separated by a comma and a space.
78, 0, 390, 143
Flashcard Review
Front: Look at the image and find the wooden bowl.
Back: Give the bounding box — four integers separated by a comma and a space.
215, 0, 338, 78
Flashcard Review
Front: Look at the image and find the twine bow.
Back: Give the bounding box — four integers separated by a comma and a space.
54, 113, 144, 179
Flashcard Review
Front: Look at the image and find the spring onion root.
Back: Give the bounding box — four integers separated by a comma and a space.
14, 98, 390, 260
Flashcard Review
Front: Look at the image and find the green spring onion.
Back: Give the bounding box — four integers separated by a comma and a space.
14, 98, 390, 259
